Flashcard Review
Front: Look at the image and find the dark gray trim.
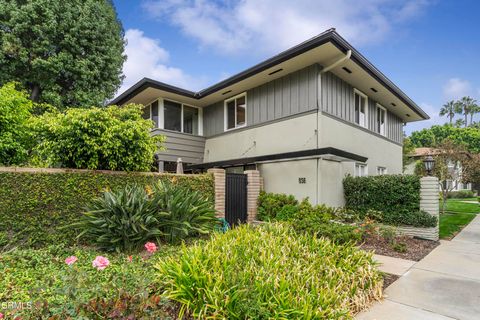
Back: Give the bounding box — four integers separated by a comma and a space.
110, 29, 428, 120
187, 147, 367, 170
322, 112, 403, 147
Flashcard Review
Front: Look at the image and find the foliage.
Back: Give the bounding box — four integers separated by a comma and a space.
0, 245, 179, 318
410, 124, 480, 153
156, 223, 382, 319
30, 104, 164, 171
0, 171, 214, 249
447, 190, 475, 199
257, 191, 298, 221
382, 210, 437, 228
0, 82, 32, 165
403, 136, 416, 170
0, 0, 125, 108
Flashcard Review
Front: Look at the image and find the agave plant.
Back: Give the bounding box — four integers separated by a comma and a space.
76, 184, 166, 252
151, 181, 219, 243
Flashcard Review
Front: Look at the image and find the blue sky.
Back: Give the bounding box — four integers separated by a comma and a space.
112, 0, 480, 135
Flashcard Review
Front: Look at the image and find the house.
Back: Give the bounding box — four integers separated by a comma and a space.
404, 147, 473, 191
111, 29, 429, 207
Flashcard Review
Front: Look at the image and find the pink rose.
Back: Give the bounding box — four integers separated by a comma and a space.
65, 256, 78, 266
92, 256, 110, 270
144, 242, 157, 253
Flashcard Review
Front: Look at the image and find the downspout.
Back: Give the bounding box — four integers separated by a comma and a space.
320, 50, 352, 73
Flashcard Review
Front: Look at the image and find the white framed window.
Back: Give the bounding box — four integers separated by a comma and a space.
224, 93, 247, 131
354, 89, 368, 127
355, 163, 368, 177
377, 166, 387, 175
376, 104, 387, 136
143, 98, 202, 135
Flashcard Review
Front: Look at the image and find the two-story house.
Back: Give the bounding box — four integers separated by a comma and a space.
111, 29, 429, 206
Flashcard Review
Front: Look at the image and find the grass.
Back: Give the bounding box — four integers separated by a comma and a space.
439, 198, 479, 239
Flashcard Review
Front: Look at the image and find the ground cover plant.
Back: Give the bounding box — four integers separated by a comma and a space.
157, 223, 383, 319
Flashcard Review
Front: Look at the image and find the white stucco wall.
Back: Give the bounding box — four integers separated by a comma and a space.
203, 113, 318, 162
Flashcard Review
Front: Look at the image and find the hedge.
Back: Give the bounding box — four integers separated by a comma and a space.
0, 169, 214, 249
343, 175, 437, 227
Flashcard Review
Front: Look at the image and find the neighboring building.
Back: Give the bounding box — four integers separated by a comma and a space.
111, 29, 429, 206
404, 147, 473, 191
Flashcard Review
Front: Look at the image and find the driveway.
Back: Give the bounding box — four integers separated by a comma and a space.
357, 215, 480, 320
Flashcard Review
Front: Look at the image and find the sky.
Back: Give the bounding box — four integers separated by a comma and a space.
112, 0, 480, 135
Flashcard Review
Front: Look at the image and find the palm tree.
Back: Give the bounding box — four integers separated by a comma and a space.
469, 103, 480, 125
439, 100, 458, 124
457, 96, 477, 127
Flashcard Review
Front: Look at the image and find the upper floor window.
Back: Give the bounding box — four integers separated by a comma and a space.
377, 166, 387, 175
143, 100, 159, 128
164, 99, 199, 135
355, 163, 368, 177
354, 89, 367, 127
376, 104, 386, 136
225, 93, 246, 130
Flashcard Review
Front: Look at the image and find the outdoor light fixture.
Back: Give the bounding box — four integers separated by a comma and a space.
423, 155, 435, 175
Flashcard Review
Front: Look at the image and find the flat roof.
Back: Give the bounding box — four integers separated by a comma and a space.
111, 29, 429, 121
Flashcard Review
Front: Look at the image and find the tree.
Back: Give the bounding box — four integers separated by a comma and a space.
469, 104, 480, 126
439, 100, 459, 124
0, 82, 33, 165
410, 124, 480, 153
402, 136, 415, 170
414, 140, 474, 213
456, 96, 477, 127
30, 105, 165, 171
0, 0, 125, 109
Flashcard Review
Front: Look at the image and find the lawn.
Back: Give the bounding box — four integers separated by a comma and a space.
439, 198, 479, 239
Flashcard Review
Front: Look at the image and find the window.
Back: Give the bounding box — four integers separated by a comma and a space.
376, 104, 386, 136
225, 93, 247, 130
164, 99, 200, 135
355, 163, 368, 177
142, 100, 159, 128
354, 90, 367, 127
377, 166, 387, 175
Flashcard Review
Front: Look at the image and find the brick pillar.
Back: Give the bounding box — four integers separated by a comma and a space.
208, 168, 225, 218
245, 170, 261, 222
420, 176, 440, 241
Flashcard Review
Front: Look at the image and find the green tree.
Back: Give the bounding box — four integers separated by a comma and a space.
410, 124, 480, 153
439, 100, 459, 125
456, 96, 477, 127
0, 82, 32, 165
402, 136, 416, 170
0, 0, 125, 109
30, 104, 165, 171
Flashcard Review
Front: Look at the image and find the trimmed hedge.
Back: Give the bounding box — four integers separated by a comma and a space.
343, 175, 436, 227
0, 170, 214, 249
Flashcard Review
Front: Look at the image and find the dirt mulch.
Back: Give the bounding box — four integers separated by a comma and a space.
360, 235, 439, 261
382, 273, 399, 290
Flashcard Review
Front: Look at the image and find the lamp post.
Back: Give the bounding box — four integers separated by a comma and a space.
423, 155, 435, 176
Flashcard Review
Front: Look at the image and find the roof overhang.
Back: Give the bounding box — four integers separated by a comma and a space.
188, 147, 367, 170
111, 29, 429, 123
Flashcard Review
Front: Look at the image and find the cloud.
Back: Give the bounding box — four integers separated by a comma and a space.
142, 0, 430, 55
442, 78, 472, 100
118, 29, 205, 95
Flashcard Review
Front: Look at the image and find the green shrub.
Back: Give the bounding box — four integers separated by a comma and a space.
0, 171, 214, 249
392, 242, 408, 253
293, 220, 363, 244
156, 223, 382, 319
447, 190, 475, 199
257, 191, 298, 221
383, 210, 437, 228
29, 104, 164, 171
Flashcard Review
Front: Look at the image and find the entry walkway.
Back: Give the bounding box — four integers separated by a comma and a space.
357, 215, 480, 320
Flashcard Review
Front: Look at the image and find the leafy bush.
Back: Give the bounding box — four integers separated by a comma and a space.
29, 104, 164, 171
293, 220, 363, 244
0, 170, 214, 249
157, 223, 382, 319
0, 82, 32, 165
382, 210, 437, 228
447, 190, 475, 199
257, 191, 298, 221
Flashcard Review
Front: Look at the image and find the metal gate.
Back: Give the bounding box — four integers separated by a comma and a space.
225, 173, 248, 226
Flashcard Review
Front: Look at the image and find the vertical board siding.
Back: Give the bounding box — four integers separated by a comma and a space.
203, 65, 319, 137
321, 72, 403, 144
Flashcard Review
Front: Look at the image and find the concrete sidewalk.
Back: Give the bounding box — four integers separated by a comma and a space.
357, 215, 480, 320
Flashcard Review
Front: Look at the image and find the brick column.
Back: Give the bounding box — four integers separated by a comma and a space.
245, 170, 261, 222
207, 168, 225, 218
420, 176, 440, 240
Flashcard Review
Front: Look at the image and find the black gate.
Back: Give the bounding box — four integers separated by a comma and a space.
225, 173, 248, 226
